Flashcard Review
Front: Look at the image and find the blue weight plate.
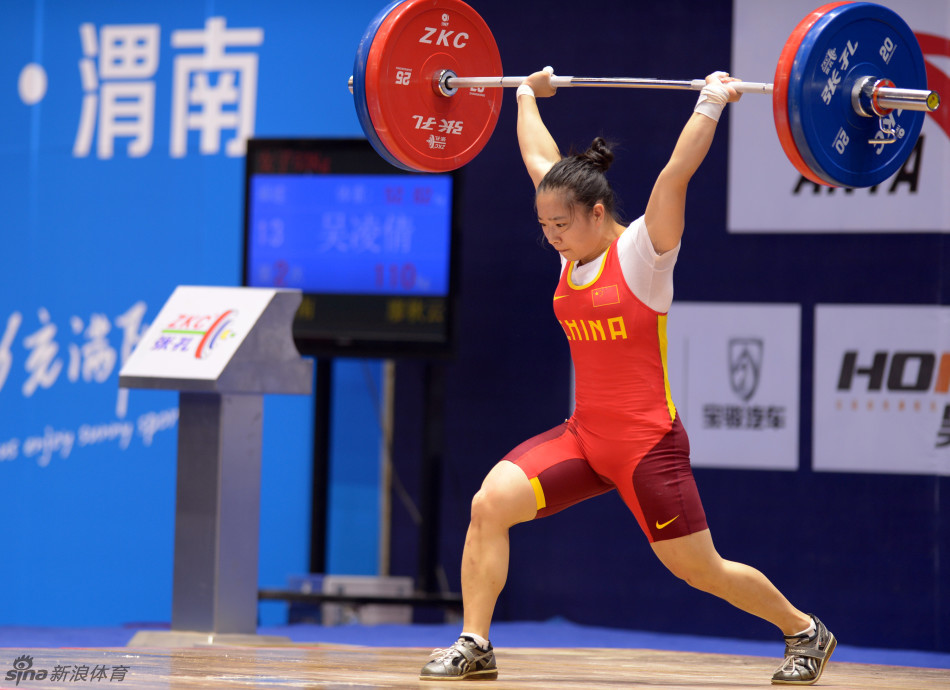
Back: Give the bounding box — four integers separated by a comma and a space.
787, 2, 927, 188
352, 0, 418, 171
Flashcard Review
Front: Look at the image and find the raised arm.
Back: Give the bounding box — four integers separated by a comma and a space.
517, 68, 562, 189
644, 72, 740, 254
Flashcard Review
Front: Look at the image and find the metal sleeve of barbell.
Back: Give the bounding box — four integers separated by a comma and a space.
874, 86, 941, 112
445, 76, 774, 94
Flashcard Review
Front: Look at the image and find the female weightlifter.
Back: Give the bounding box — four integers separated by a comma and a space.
420, 69, 836, 686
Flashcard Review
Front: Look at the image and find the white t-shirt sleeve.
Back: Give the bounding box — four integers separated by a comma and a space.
616, 215, 679, 313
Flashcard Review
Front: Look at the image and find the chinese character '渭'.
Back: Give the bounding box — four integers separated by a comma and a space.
73, 23, 160, 159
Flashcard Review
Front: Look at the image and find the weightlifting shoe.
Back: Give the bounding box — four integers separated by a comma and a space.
420, 635, 498, 680
772, 615, 836, 685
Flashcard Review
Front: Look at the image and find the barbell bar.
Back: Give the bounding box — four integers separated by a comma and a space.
439, 76, 769, 92
434, 73, 939, 114
350, 72, 941, 114
350, 0, 941, 187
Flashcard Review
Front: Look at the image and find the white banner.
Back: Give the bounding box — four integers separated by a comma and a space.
666, 303, 801, 470
728, 0, 950, 233
813, 304, 950, 475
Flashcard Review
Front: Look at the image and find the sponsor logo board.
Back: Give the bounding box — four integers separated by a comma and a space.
666, 303, 801, 470
814, 304, 950, 475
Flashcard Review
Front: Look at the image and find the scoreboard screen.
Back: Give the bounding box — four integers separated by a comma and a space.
243, 139, 459, 357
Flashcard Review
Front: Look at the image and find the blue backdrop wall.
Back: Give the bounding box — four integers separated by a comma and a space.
0, 0, 389, 628
1, 0, 947, 654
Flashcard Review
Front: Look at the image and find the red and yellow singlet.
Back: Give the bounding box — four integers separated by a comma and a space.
506, 218, 707, 543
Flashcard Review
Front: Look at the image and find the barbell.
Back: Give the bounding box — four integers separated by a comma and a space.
349, 0, 941, 188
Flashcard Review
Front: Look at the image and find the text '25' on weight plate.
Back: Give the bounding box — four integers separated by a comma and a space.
353, 0, 503, 173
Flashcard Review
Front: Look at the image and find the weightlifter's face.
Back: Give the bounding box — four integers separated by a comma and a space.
536, 190, 607, 265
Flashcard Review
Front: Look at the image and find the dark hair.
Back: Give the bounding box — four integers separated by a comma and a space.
537, 137, 618, 220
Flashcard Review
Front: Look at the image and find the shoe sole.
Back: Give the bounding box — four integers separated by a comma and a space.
771, 634, 837, 686
419, 669, 498, 681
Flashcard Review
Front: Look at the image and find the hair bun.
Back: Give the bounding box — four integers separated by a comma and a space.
582, 137, 614, 173
536, 136, 619, 223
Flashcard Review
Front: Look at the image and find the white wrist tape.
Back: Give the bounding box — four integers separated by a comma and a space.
694, 76, 730, 122
516, 83, 536, 99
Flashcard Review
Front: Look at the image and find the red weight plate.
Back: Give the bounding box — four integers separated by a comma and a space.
773, 1, 852, 186
364, 0, 503, 172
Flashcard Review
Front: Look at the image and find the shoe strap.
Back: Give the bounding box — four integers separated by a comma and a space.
784, 644, 826, 660
454, 640, 485, 663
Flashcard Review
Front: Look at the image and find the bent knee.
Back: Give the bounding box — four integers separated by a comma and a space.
470, 483, 519, 525
665, 559, 724, 592
669, 565, 704, 590
469, 488, 493, 525
470, 464, 537, 527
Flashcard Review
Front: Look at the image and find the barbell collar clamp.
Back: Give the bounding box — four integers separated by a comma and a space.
852, 75, 940, 118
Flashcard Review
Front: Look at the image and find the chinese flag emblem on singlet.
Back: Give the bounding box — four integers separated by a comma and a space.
591, 284, 620, 307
